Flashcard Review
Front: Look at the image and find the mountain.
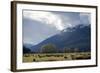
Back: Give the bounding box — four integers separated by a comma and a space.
23, 43, 33, 53
30, 24, 91, 53
23, 46, 31, 54
23, 43, 33, 49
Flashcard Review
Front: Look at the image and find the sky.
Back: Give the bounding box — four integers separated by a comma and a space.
23, 10, 91, 45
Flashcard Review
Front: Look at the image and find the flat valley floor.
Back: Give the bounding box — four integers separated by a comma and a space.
23, 52, 91, 62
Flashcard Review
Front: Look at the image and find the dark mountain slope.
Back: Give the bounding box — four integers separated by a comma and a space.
31, 24, 91, 53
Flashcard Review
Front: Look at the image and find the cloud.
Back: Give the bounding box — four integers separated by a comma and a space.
23, 11, 90, 31
23, 11, 65, 30
79, 13, 91, 25
23, 11, 91, 44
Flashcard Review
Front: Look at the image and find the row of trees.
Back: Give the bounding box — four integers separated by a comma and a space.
23, 44, 81, 53
40, 44, 80, 53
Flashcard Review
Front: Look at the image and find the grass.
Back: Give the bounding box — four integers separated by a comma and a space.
23, 52, 91, 62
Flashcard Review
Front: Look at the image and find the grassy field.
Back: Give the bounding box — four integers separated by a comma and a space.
23, 52, 91, 62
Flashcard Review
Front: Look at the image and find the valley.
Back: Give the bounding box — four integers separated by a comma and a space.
23, 52, 91, 62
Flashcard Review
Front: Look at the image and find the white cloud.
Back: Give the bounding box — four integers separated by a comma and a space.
23, 11, 91, 44
23, 11, 65, 30
23, 11, 90, 31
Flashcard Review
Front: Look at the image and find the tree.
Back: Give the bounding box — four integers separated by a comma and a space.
63, 47, 79, 53
63, 47, 71, 53
41, 44, 57, 53
74, 48, 79, 53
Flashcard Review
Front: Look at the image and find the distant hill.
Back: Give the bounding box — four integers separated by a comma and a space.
30, 24, 91, 53
23, 44, 33, 53
23, 43, 33, 49
23, 46, 31, 54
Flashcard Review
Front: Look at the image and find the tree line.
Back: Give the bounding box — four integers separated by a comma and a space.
40, 44, 80, 53
23, 43, 81, 54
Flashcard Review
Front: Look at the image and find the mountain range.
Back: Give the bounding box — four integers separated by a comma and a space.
23, 24, 91, 53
